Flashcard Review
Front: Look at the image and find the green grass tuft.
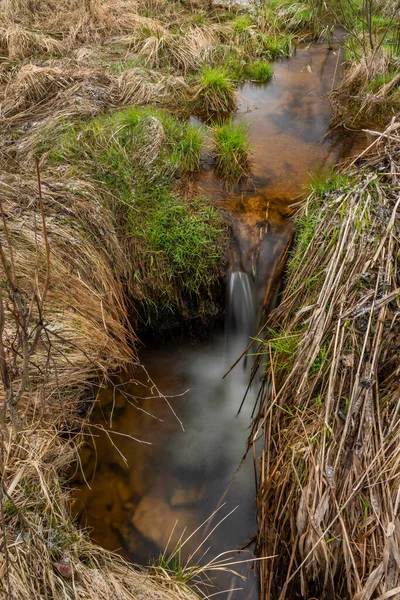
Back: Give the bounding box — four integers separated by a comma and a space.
195, 66, 236, 115
233, 14, 254, 35
171, 124, 205, 174
145, 191, 224, 294
309, 168, 350, 196
212, 120, 252, 182
258, 33, 294, 60
267, 327, 301, 372
365, 72, 398, 94
245, 59, 273, 81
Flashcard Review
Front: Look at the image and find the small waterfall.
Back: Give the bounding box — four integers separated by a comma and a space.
226, 271, 256, 344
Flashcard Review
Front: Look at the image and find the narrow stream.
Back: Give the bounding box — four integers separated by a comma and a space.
73, 38, 364, 598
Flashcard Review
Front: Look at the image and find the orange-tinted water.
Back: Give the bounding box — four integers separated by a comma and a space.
73, 38, 365, 599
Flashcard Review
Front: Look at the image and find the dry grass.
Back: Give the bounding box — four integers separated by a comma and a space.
0, 426, 199, 600
0, 65, 192, 162
250, 120, 400, 599
0, 173, 133, 405
0, 24, 65, 59
116, 23, 231, 73
0, 0, 230, 60
331, 40, 400, 125
0, 0, 157, 47
0, 169, 202, 600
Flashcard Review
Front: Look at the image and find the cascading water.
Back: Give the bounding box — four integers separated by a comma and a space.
226, 270, 256, 342
74, 265, 260, 599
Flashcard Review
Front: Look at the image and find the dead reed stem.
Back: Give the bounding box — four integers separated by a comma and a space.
251, 120, 400, 600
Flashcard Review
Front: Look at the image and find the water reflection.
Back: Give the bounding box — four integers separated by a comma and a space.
74, 333, 259, 597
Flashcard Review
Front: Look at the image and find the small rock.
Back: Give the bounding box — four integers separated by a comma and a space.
117, 479, 132, 503
170, 486, 203, 507
54, 559, 73, 579
132, 496, 193, 550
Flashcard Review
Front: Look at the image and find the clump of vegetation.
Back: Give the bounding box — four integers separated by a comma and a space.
231, 13, 256, 51
324, 0, 400, 124
194, 65, 236, 115
172, 124, 205, 173
245, 59, 273, 82
46, 106, 226, 316
212, 120, 252, 182
132, 190, 225, 297
365, 71, 398, 93
308, 167, 351, 196
258, 33, 294, 60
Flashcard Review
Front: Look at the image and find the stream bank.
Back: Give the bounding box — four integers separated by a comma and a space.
73, 37, 365, 599
252, 122, 400, 599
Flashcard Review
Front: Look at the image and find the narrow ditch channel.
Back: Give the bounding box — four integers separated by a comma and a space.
73, 36, 365, 599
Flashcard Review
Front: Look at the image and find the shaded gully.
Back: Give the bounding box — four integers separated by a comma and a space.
73, 38, 365, 599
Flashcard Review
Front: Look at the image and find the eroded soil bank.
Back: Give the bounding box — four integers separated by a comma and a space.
74, 38, 365, 599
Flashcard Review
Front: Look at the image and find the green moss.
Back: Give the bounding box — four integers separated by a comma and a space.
48, 528, 77, 559
213, 120, 252, 182
4, 500, 18, 516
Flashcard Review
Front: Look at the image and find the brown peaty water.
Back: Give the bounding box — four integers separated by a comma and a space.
73, 38, 365, 599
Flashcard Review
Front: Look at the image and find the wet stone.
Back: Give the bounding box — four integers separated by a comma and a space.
169, 485, 203, 507
117, 479, 132, 503
132, 496, 193, 550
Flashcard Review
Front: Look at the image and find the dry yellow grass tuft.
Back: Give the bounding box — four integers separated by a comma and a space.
331, 46, 400, 125
0, 24, 65, 59
0, 173, 133, 405
0, 65, 192, 162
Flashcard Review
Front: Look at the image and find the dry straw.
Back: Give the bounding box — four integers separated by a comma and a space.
250, 119, 400, 599
0, 167, 201, 600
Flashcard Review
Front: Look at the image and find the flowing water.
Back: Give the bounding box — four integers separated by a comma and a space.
73, 38, 365, 598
